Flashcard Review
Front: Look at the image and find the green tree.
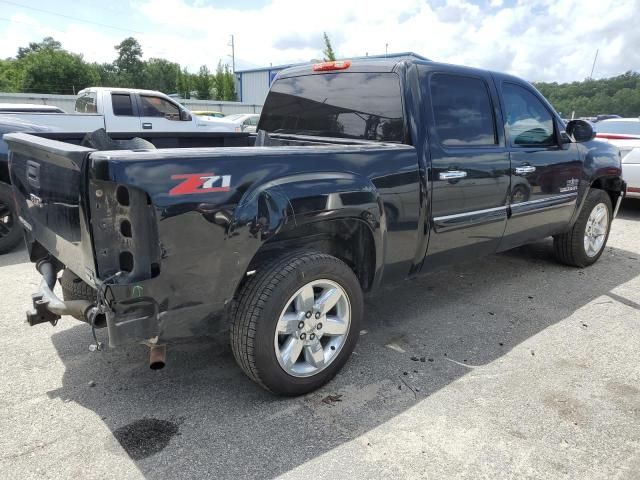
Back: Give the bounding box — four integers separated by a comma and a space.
143, 58, 180, 93
20, 48, 98, 94
322, 32, 336, 61
114, 37, 144, 87
0, 59, 22, 92
212, 61, 237, 101
223, 64, 236, 101
176, 67, 191, 98
17, 37, 62, 59
92, 62, 118, 87
213, 60, 225, 99
194, 65, 212, 99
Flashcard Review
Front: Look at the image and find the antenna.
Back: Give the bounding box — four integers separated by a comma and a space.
589, 49, 599, 79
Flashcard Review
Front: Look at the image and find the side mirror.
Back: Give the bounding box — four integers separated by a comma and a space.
565, 119, 595, 143
180, 110, 192, 121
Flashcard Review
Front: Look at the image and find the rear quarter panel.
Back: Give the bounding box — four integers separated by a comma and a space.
90, 144, 421, 338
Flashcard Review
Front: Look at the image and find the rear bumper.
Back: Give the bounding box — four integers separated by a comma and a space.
27, 259, 227, 347
26, 259, 99, 327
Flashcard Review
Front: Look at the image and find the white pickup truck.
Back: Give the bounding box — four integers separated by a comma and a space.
0, 87, 242, 133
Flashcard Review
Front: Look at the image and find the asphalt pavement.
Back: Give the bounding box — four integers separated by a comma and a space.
1, 200, 639, 480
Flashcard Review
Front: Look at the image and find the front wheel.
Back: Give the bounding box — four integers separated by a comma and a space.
230, 251, 363, 396
553, 189, 613, 267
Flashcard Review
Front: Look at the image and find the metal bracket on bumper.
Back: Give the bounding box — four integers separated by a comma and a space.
26, 277, 95, 327
27, 292, 62, 326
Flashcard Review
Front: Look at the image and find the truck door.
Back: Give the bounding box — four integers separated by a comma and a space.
421, 69, 510, 270
497, 81, 581, 250
105, 92, 141, 132
136, 93, 192, 132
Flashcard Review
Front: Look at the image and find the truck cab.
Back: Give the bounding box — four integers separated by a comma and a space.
74, 87, 241, 133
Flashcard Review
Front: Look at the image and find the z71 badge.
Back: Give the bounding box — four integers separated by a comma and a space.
169, 173, 231, 196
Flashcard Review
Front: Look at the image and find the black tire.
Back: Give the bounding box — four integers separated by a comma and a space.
60, 270, 97, 319
0, 182, 23, 255
230, 251, 363, 396
553, 189, 613, 267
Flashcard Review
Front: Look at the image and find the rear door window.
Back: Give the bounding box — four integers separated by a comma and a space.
429, 74, 497, 147
260, 72, 405, 142
111, 93, 134, 116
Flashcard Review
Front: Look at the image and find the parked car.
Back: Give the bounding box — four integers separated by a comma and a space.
192, 110, 226, 118
6, 58, 624, 396
0, 104, 65, 113
595, 114, 621, 122
224, 113, 260, 132
0, 88, 242, 133
595, 118, 640, 198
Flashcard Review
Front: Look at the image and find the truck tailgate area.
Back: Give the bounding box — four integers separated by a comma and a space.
5, 133, 97, 282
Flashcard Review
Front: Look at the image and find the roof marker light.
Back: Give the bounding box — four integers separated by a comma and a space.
312, 60, 352, 72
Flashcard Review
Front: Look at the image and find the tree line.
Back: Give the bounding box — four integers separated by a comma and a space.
533, 71, 640, 118
1, 35, 638, 115
0, 36, 236, 101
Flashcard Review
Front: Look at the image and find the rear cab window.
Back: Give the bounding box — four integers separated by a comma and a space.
259, 72, 405, 142
75, 91, 97, 113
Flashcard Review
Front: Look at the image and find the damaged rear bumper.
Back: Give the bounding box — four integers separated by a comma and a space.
27, 259, 161, 347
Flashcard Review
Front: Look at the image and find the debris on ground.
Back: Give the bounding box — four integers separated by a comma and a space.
321, 394, 343, 405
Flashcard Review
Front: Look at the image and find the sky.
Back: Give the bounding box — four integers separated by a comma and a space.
0, 0, 639, 83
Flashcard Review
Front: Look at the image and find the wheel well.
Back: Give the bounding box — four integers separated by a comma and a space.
248, 218, 377, 292
591, 176, 624, 206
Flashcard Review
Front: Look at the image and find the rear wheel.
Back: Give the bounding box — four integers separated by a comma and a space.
553, 189, 612, 267
230, 251, 363, 396
0, 182, 23, 254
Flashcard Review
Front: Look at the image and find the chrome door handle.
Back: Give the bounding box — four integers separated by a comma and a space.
514, 165, 536, 175
439, 170, 467, 180
142, 122, 153, 129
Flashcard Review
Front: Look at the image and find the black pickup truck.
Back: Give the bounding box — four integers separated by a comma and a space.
6, 58, 624, 395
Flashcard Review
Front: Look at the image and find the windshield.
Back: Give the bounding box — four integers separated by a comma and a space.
259, 72, 405, 142
596, 120, 640, 136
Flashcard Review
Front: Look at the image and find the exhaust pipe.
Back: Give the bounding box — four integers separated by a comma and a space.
149, 345, 167, 370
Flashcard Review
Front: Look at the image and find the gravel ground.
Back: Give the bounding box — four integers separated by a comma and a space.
1, 200, 639, 480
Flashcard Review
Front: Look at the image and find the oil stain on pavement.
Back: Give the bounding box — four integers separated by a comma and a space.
113, 418, 180, 460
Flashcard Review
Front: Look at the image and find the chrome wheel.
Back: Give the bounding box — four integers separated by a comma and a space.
584, 202, 608, 257
274, 279, 351, 378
